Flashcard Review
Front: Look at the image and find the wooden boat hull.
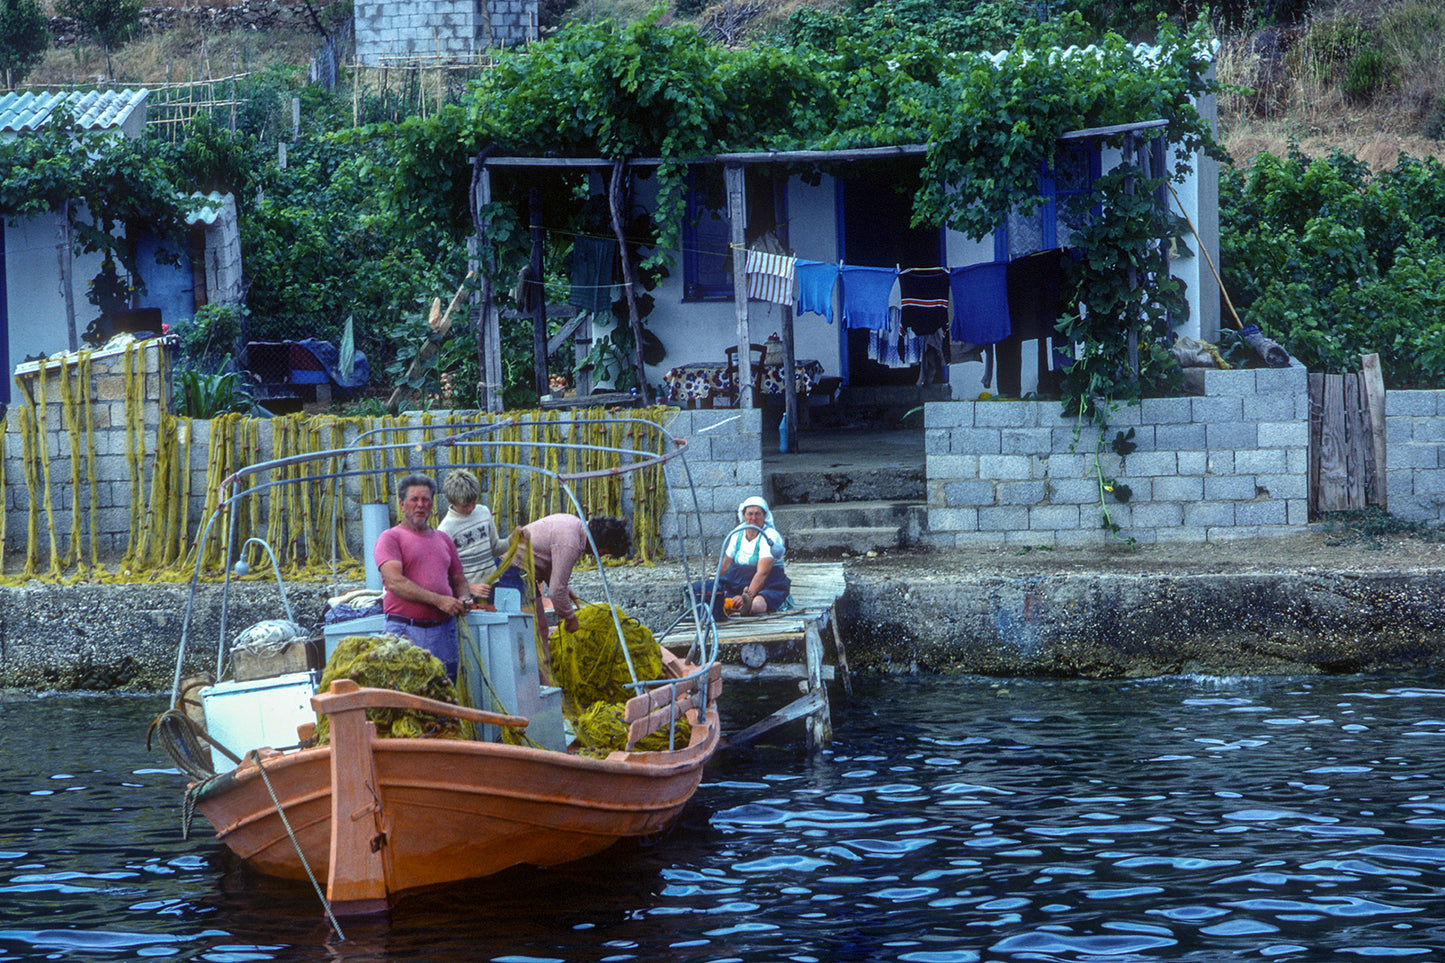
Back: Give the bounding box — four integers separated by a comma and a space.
194, 705, 719, 905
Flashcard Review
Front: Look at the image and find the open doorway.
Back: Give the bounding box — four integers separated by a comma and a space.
838, 164, 942, 388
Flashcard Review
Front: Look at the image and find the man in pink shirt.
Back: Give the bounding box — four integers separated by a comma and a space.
374, 473, 472, 676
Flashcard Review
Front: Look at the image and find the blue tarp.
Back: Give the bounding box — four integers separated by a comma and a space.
292, 338, 369, 388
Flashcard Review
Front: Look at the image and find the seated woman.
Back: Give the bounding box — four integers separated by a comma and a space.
696, 496, 790, 618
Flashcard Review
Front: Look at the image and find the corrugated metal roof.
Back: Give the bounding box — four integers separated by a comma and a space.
0, 89, 149, 134
185, 191, 231, 227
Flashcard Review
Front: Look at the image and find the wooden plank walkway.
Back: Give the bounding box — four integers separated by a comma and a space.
657, 562, 848, 749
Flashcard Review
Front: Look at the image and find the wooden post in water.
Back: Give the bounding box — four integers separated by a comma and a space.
1361, 353, 1387, 508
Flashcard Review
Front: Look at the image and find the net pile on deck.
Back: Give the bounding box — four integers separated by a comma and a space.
550, 603, 690, 757
313, 634, 465, 743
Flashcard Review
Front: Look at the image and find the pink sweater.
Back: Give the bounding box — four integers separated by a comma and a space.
518, 514, 587, 621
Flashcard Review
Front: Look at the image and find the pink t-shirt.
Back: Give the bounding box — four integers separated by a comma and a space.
517, 514, 587, 622
374, 524, 464, 621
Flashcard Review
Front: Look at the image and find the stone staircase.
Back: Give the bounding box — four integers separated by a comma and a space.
764, 387, 937, 556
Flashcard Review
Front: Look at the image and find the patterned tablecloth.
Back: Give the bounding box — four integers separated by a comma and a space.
664, 359, 825, 404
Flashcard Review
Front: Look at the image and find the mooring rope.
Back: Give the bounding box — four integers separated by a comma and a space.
249, 751, 347, 941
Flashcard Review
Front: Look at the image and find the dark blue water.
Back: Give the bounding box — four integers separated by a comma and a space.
4, 674, 1445, 961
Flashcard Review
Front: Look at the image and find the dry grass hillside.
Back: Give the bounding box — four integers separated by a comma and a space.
29, 0, 1445, 168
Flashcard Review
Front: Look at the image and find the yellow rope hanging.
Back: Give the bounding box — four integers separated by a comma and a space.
3, 399, 675, 584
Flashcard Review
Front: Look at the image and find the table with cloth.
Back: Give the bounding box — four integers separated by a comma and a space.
664, 359, 825, 407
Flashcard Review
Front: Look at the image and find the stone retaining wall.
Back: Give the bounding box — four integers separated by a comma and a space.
354, 0, 535, 62
0, 362, 753, 567
1384, 390, 1445, 524
925, 366, 1318, 547
4, 354, 1441, 566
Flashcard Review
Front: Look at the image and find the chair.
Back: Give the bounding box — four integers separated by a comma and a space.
722, 343, 766, 406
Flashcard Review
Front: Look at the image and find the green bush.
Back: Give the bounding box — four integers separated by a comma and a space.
1221, 147, 1445, 388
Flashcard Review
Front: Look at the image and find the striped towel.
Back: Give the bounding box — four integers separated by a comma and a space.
746, 250, 797, 305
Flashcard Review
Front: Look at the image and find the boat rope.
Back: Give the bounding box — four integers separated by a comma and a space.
250, 750, 347, 941
146, 707, 231, 781
456, 616, 540, 749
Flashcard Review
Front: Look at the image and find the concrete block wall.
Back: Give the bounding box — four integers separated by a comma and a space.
1384, 390, 1445, 524
1, 394, 757, 571
924, 365, 1313, 548
200, 195, 244, 304
355, 0, 535, 63
5, 339, 173, 558
657, 406, 764, 567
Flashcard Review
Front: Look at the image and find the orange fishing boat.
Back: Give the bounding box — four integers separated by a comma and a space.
152, 418, 723, 923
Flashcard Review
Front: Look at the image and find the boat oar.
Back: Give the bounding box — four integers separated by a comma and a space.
311, 679, 530, 730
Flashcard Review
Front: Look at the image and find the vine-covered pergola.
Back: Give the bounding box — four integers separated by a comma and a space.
386, 7, 1224, 426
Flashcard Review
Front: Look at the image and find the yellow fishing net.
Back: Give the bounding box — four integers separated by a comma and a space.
312, 634, 466, 743
550, 603, 690, 757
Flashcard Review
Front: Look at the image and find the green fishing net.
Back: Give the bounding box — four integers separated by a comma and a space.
313, 634, 466, 743
551, 603, 691, 757
575, 701, 692, 756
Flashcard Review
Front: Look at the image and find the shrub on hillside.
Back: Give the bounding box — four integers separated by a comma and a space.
1221, 147, 1445, 388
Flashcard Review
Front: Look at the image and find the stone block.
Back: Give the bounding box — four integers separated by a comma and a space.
978, 504, 1029, 532
952, 530, 1003, 548
1246, 393, 1299, 423
1253, 365, 1308, 395
1204, 475, 1261, 501
1153, 526, 1207, 544
943, 479, 997, 507
974, 402, 1038, 428
1414, 418, 1445, 444
929, 507, 979, 532
1183, 500, 1234, 527
1257, 420, 1309, 449
1411, 470, 1445, 495
1255, 473, 1307, 500
1042, 453, 1089, 477
1049, 478, 1102, 505
1205, 422, 1258, 451
925, 401, 973, 428
1385, 470, 1415, 498
1030, 504, 1081, 531
1206, 525, 1263, 542
1201, 368, 1257, 396
1207, 449, 1236, 475
1150, 419, 1208, 451
1286, 498, 1310, 526
1235, 448, 1287, 475
1122, 450, 1177, 477
1151, 476, 1204, 502
1052, 426, 1096, 451
1191, 395, 1244, 424
927, 453, 980, 479
1176, 450, 1207, 476
1392, 445, 1439, 471
924, 431, 951, 455
1000, 428, 1053, 456
996, 479, 1048, 505
1139, 396, 1193, 424
1130, 501, 1183, 528
978, 454, 1032, 481
948, 427, 1004, 455
1235, 500, 1288, 526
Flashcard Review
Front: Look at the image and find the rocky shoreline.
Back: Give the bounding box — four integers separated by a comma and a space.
3, 530, 1445, 692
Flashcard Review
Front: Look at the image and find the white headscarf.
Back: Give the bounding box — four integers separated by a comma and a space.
732, 496, 786, 563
